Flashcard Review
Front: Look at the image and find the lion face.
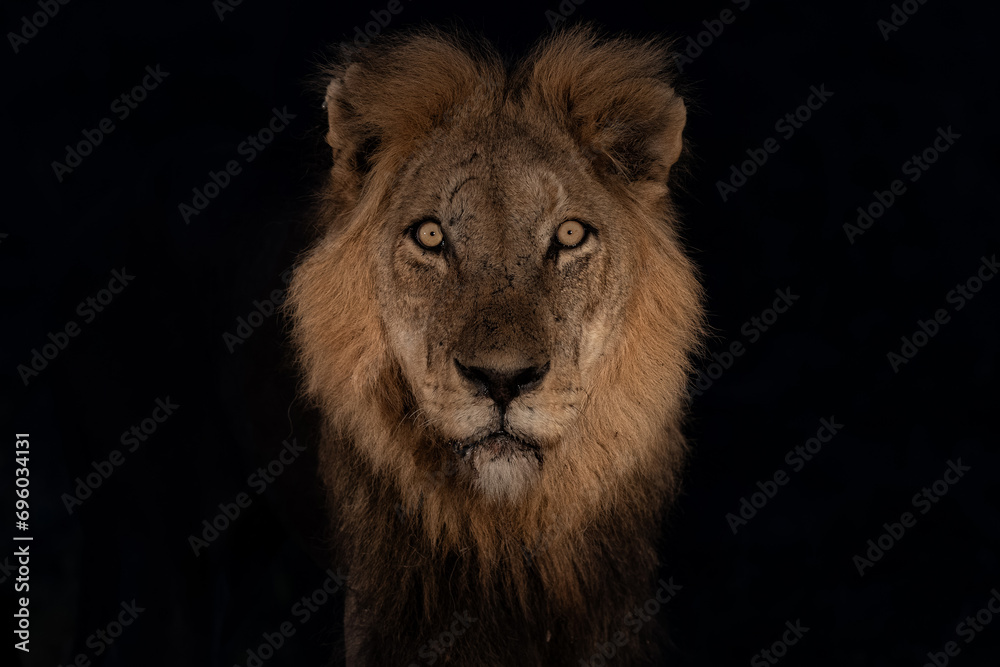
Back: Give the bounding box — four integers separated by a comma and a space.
374, 117, 633, 499
289, 27, 702, 512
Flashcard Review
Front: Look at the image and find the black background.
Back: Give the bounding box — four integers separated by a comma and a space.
4, 0, 999, 665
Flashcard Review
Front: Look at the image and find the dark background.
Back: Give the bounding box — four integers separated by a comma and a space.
4, 0, 999, 665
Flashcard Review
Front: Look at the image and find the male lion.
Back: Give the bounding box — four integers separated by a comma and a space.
287, 25, 703, 667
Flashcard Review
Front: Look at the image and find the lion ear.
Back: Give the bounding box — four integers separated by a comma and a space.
321, 32, 500, 207
520, 26, 687, 192
322, 73, 370, 209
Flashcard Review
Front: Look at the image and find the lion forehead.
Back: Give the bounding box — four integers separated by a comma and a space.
392, 131, 606, 256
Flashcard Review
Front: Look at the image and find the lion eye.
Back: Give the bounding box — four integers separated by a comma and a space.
555, 220, 586, 248
415, 220, 444, 249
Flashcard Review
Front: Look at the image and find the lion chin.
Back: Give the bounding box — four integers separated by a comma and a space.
452, 430, 542, 501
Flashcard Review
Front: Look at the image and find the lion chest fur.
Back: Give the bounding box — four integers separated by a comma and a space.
288, 25, 703, 667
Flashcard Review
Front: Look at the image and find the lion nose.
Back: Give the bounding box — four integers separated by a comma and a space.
454, 359, 550, 408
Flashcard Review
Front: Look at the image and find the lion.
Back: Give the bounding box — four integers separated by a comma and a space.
286, 25, 704, 666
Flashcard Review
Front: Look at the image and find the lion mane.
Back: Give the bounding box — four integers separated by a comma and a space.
287, 25, 703, 666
